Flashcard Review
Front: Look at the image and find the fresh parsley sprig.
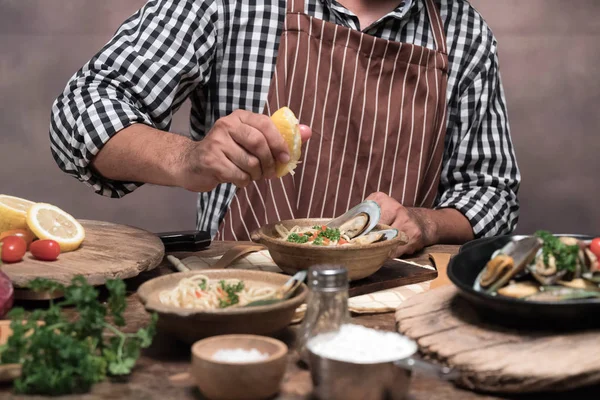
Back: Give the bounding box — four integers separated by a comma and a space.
0, 276, 157, 395
535, 230, 580, 272
218, 280, 245, 308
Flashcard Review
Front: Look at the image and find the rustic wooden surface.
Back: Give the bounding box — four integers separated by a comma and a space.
3, 242, 599, 399
396, 285, 600, 394
3, 220, 164, 295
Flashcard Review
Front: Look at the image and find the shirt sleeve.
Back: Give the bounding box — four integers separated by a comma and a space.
49, 0, 218, 197
434, 29, 521, 238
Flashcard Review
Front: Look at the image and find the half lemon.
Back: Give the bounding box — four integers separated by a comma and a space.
0, 194, 35, 232
26, 203, 85, 252
271, 107, 302, 178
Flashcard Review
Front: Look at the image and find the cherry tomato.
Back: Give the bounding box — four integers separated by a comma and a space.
0, 229, 35, 249
589, 238, 600, 259
0, 236, 27, 263
29, 240, 61, 261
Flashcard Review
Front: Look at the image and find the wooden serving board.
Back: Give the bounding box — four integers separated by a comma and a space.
3, 220, 164, 300
395, 286, 600, 393
348, 258, 437, 297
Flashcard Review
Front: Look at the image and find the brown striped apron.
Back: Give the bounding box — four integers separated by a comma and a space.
219, 0, 449, 241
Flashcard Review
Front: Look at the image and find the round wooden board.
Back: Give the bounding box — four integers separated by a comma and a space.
3, 220, 164, 298
395, 286, 600, 394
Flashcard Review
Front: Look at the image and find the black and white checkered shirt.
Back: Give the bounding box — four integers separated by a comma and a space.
49, 0, 521, 238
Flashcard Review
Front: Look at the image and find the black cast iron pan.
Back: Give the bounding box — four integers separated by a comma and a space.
448, 234, 600, 329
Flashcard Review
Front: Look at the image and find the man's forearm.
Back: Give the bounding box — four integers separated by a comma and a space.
409, 207, 475, 246
90, 124, 191, 187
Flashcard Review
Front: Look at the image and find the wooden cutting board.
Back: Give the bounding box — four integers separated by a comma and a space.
348, 258, 437, 297
395, 286, 600, 393
3, 220, 164, 300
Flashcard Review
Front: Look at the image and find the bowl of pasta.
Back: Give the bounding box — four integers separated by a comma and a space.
137, 269, 308, 343
251, 217, 408, 281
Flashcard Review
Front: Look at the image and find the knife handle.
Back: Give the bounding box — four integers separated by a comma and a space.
156, 230, 212, 252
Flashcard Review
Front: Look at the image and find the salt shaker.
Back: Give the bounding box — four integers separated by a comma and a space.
296, 265, 350, 362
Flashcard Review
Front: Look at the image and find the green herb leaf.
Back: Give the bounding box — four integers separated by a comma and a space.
287, 233, 309, 244
1, 275, 156, 395
218, 280, 245, 308
535, 231, 580, 272
105, 279, 127, 327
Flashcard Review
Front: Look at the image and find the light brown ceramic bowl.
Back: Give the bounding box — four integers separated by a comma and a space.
191, 334, 288, 400
251, 218, 408, 281
137, 270, 308, 344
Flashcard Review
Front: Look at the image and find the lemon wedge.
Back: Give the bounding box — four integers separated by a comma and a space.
270, 107, 301, 178
0, 194, 36, 232
26, 203, 85, 252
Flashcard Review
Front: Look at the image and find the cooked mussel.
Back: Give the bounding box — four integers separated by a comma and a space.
349, 229, 398, 245
496, 281, 539, 298
557, 278, 600, 292
528, 253, 568, 285
475, 237, 542, 294
327, 200, 381, 239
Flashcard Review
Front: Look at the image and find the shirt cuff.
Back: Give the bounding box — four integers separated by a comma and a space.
72, 99, 155, 198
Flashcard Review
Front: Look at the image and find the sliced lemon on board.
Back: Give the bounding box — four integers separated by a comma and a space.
271, 107, 302, 178
0, 194, 35, 232
26, 203, 85, 252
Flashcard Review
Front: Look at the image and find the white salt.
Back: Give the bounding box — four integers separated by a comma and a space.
212, 348, 270, 363
307, 324, 417, 364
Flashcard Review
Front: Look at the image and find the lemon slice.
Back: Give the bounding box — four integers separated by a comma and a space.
26, 203, 85, 252
0, 194, 35, 232
271, 107, 301, 178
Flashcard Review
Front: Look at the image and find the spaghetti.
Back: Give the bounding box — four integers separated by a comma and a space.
275, 224, 350, 246
159, 274, 277, 309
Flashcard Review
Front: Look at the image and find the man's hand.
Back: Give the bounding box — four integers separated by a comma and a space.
177, 110, 311, 192
365, 192, 474, 257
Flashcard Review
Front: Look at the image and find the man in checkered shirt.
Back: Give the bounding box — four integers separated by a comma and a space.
49, 0, 520, 255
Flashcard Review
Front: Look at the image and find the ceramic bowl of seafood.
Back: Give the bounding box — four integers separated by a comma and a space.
137, 269, 308, 343
250, 201, 408, 281
448, 232, 600, 326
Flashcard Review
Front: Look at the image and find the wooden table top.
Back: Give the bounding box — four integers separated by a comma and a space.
2, 242, 595, 399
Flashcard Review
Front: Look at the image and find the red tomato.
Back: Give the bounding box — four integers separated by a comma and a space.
590, 238, 600, 260
29, 240, 61, 261
0, 236, 27, 263
0, 229, 35, 248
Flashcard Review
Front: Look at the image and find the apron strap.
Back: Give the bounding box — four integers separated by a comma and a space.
287, 0, 305, 14
424, 0, 447, 54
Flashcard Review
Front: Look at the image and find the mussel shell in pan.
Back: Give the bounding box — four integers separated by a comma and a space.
583, 271, 600, 284
525, 286, 600, 302
475, 237, 542, 293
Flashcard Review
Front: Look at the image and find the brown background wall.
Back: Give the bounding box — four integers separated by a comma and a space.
1, 0, 599, 236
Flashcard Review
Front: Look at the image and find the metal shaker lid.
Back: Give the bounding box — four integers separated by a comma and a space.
308, 265, 348, 291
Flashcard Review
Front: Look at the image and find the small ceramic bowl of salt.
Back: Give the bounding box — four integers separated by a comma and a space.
191, 334, 288, 400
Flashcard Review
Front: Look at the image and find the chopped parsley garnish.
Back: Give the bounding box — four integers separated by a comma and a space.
218, 280, 245, 308
319, 227, 340, 242
535, 230, 580, 272
287, 226, 341, 245
198, 279, 207, 290
287, 233, 309, 244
